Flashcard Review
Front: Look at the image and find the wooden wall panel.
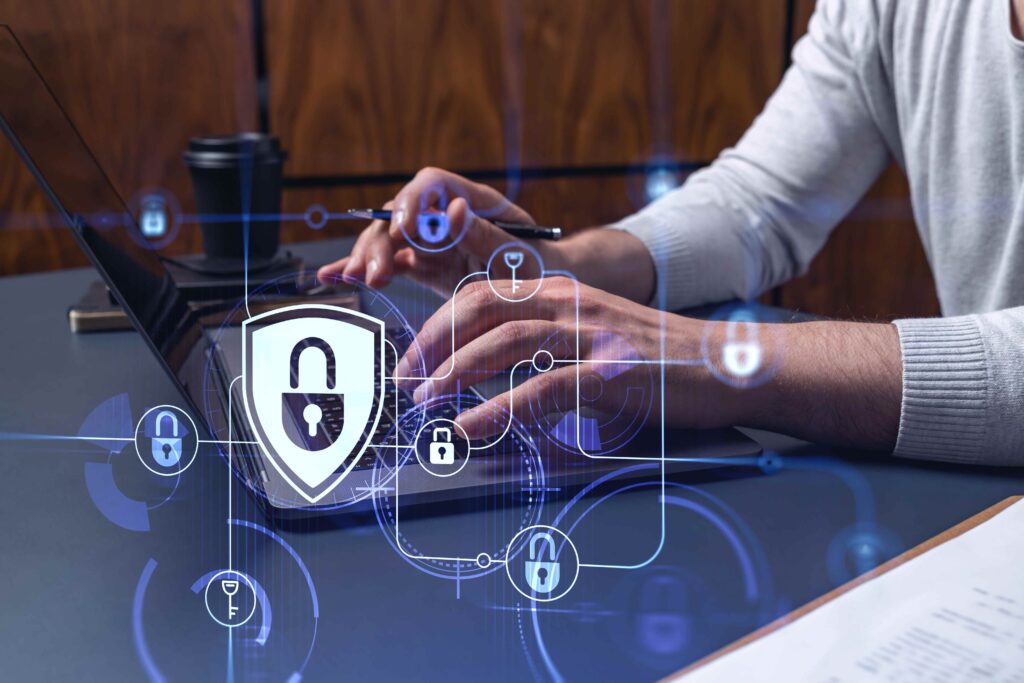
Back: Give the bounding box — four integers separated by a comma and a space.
1, 0, 786, 276
775, 0, 940, 319
265, 0, 508, 177
0, 0, 257, 275
265, 0, 785, 176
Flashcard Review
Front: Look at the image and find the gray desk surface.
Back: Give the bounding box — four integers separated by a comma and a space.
1, 239, 1022, 682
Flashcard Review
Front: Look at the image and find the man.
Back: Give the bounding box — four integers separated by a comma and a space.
320, 0, 1024, 465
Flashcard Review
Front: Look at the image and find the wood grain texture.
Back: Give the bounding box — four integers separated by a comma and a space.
2, 0, 786, 276
774, 0, 940, 319
0, 0, 257, 275
264, 0, 785, 175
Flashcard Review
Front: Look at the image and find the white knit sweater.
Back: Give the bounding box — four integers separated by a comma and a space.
613, 0, 1024, 464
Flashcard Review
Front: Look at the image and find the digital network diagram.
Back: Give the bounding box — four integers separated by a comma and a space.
6, 194, 903, 682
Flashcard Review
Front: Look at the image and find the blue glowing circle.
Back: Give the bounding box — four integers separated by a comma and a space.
203, 569, 258, 628
304, 203, 329, 230
700, 302, 786, 390
125, 187, 183, 250
826, 522, 902, 586
644, 168, 679, 202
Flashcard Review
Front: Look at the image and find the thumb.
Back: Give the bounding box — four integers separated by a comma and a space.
447, 197, 517, 263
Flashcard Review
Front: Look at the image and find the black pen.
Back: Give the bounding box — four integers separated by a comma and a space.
347, 209, 562, 241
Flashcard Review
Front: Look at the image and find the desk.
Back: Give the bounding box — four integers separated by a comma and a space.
1, 239, 1021, 682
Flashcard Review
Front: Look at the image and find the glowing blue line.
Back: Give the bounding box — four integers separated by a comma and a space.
227, 519, 320, 674
552, 358, 705, 366
228, 519, 319, 619
0, 432, 133, 442
132, 559, 166, 683
485, 603, 620, 617
240, 150, 252, 319
562, 478, 766, 596
550, 462, 667, 570
178, 213, 306, 224
530, 604, 563, 683
226, 628, 233, 683
544, 268, 668, 568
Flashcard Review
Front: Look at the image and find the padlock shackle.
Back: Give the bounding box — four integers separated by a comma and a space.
289, 337, 336, 390
725, 308, 760, 343
432, 427, 451, 442
154, 410, 179, 437
529, 531, 557, 562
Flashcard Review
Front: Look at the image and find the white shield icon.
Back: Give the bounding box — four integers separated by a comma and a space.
243, 304, 385, 504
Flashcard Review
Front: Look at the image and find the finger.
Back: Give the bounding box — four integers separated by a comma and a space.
333, 200, 398, 284
362, 225, 405, 288
389, 167, 535, 243
393, 247, 417, 272
341, 223, 383, 281
412, 320, 561, 404
317, 255, 352, 284
393, 277, 555, 386
446, 197, 519, 264
455, 365, 581, 439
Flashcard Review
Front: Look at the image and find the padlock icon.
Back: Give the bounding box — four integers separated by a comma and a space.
139, 195, 167, 238
636, 574, 690, 655
524, 532, 561, 594
281, 337, 344, 451
151, 410, 183, 467
721, 308, 762, 378
428, 427, 456, 465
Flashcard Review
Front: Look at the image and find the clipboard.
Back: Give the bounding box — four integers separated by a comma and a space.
669, 495, 1023, 680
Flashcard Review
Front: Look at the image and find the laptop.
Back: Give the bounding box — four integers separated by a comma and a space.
0, 27, 760, 520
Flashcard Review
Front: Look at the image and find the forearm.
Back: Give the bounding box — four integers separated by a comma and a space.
554, 227, 656, 304
726, 320, 903, 451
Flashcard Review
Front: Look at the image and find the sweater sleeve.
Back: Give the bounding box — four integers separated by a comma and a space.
893, 308, 1024, 465
611, 0, 892, 310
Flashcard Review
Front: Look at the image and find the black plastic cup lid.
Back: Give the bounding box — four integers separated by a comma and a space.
183, 133, 287, 167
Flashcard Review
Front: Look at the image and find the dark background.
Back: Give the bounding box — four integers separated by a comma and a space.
0, 0, 939, 319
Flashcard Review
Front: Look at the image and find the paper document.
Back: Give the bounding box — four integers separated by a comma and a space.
676, 499, 1024, 682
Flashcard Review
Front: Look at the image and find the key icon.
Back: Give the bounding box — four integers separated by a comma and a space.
221, 579, 239, 620
503, 250, 524, 293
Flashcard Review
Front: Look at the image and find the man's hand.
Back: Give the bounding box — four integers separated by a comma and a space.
317, 167, 563, 295
317, 166, 657, 303
395, 276, 700, 438
394, 276, 738, 439
394, 275, 903, 451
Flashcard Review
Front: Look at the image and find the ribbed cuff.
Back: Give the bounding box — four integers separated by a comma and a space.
608, 212, 697, 311
892, 316, 988, 463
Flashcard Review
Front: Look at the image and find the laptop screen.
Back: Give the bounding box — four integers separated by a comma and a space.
0, 27, 201, 376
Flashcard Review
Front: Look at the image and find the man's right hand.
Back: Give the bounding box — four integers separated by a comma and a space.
317, 167, 564, 295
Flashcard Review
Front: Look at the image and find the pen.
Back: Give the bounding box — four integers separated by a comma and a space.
347, 209, 562, 241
